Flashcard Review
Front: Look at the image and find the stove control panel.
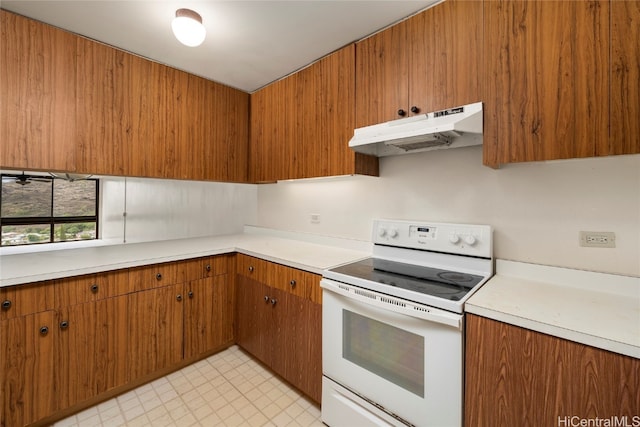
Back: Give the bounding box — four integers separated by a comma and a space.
373, 219, 492, 258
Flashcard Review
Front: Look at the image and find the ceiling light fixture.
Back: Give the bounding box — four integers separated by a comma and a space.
171, 8, 206, 47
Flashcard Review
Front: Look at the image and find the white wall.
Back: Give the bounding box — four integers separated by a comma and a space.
101, 176, 257, 243
257, 147, 640, 277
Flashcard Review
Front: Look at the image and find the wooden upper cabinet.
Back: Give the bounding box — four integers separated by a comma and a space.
250, 44, 378, 182
483, 0, 610, 167
407, 0, 483, 114
0, 10, 77, 172
355, 0, 482, 128
170, 72, 249, 182
609, 0, 640, 156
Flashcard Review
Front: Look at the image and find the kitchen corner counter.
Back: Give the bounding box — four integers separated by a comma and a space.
465, 259, 640, 359
0, 230, 371, 287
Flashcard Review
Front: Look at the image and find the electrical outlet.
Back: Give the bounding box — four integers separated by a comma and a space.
579, 231, 616, 248
310, 213, 321, 224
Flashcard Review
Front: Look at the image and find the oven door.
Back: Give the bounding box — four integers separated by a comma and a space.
321, 278, 463, 427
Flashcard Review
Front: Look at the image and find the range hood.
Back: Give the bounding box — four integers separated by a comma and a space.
349, 102, 483, 157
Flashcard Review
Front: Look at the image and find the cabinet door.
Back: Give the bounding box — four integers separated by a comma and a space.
0, 10, 77, 172
127, 284, 184, 380
408, 0, 483, 113
278, 292, 322, 403
609, 0, 640, 155
235, 275, 272, 365
75, 36, 130, 176
0, 311, 56, 427
56, 296, 128, 410
483, 0, 609, 167
465, 314, 640, 426
184, 275, 233, 359
355, 19, 408, 127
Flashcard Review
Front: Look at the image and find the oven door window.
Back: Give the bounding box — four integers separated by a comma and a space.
342, 310, 424, 397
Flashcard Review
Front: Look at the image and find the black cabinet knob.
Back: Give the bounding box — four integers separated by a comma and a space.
156, 273, 162, 280
60, 321, 69, 330
39, 326, 49, 336
176, 294, 183, 302
270, 298, 277, 306
397, 109, 406, 117
410, 106, 420, 114
248, 266, 254, 272
188, 291, 194, 299
90, 284, 99, 293
206, 264, 211, 272
264, 295, 269, 302
290, 280, 296, 288
1, 300, 11, 310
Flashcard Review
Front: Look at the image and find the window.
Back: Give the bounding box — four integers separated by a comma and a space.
1, 173, 99, 246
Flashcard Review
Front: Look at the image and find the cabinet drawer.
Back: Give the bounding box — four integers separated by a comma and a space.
54, 270, 132, 307
175, 258, 205, 284
236, 254, 269, 283
203, 254, 232, 277
129, 262, 179, 291
0, 281, 55, 320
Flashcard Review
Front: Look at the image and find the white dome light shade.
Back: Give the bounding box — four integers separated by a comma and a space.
172, 8, 206, 47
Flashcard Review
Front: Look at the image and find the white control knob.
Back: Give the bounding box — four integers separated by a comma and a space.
388, 228, 398, 238
449, 234, 460, 244
464, 235, 477, 246
378, 228, 387, 238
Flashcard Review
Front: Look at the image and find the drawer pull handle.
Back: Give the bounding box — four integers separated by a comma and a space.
248, 266, 254, 272
59, 321, 69, 330
39, 326, 49, 336
176, 294, 183, 302
156, 273, 162, 280
410, 106, 420, 114
90, 284, 99, 293
264, 295, 269, 302
1, 300, 11, 310
290, 280, 296, 288
270, 298, 277, 306
206, 264, 211, 272
188, 291, 194, 299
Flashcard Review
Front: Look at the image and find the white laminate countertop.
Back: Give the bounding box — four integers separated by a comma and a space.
0, 228, 371, 287
465, 259, 640, 359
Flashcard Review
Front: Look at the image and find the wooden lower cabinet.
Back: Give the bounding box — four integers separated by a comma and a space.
56, 296, 128, 410
0, 311, 56, 427
465, 314, 640, 426
235, 256, 322, 403
184, 275, 234, 360
127, 283, 184, 380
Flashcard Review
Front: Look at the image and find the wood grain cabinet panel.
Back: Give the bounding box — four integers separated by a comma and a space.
465, 314, 640, 427
483, 0, 610, 167
56, 295, 128, 411
235, 258, 322, 403
127, 283, 184, 380
609, 0, 640, 156
0, 10, 77, 172
0, 310, 56, 427
184, 274, 234, 360
54, 269, 131, 307
250, 44, 377, 182
0, 280, 54, 321
355, 0, 482, 128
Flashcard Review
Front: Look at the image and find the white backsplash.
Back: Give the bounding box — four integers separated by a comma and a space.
101, 176, 257, 243
257, 146, 640, 277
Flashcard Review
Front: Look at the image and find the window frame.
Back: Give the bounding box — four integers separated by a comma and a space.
0, 173, 100, 246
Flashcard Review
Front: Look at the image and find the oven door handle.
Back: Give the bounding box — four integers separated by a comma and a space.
321, 278, 462, 330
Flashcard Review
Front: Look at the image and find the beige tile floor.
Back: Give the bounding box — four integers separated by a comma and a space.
53, 345, 323, 427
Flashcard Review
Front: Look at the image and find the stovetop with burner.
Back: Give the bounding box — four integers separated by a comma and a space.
322, 219, 494, 313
